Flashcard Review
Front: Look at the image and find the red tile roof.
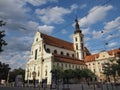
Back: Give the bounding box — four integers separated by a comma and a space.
84, 48, 120, 62
84, 54, 99, 62
40, 33, 74, 51
108, 48, 120, 56
53, 54, 85, 65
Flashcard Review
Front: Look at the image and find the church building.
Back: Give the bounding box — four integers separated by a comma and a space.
25, 18, 120, 84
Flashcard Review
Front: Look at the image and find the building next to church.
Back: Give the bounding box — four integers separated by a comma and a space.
85, 49, 120, 82
25, 18, 120, 84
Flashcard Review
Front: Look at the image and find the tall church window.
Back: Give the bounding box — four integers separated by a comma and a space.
76, 44, 78, 50
38, 71, 40, 76
39, 47, 41, 52
75, 37, 77, 41
61, 51, 64, 55
35, 49, 38, 60
81, 43, 84, 50
54, 50, 57, 54
45, 70, 47, 76
80, 37, 83, 41
77, 52, 79, 58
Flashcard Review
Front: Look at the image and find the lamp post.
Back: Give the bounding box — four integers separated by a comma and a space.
6, 68, 10, 86
32, 71, 36, 88
27, 69, 29, 87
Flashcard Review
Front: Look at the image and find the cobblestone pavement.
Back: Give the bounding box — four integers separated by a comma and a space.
0, 84, 120, 90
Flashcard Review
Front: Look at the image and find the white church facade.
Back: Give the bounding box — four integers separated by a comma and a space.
25, 18, 90, 84
25, 18, 120, 84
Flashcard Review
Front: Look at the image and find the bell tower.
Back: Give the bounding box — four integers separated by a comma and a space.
73, 17, 84, 60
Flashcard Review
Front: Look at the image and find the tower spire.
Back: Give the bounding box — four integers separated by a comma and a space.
74, 17, 81, 34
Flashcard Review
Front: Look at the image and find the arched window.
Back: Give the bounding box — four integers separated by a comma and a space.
54, 50, 57, 54
46, 48, 50, 53
72, 54, 74, 58
61, 51, 64, 55
66, 53, 69, 56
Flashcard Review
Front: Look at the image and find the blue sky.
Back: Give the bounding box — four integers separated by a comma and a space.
0, 0, 120, 69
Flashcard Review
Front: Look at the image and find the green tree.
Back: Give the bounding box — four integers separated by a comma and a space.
0, 61, 11, 81
74, 69, 82, 81
9, 68, 25, 82
63, 69, 75, 84
51, 66, 63, 84
81, 68, 95, 81
0, 20, 7, 52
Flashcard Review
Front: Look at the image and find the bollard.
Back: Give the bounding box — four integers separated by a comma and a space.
93, 83, 96, 90
81, 84, 84, 90
106, 83, 109, 90
101, 83, 103, 90
111, 83, 114, 90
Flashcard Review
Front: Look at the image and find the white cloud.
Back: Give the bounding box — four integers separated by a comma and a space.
105, 34, 119, 40
91, 16, 120, 40
35, 6, 71, 24
108, 42, 117, 48
80, 4, 87, 9
79, 5, 113, 27
104, 16, 120, 31
0, 0, 28, 21
0, 51, 30, 69
82, 28, 90, 35
37, 25, 54, 34
69, 34, 73, 41
84, 37, 90, 42
25, 0, 58, 6
61, 29, 68, 34
92, 50, 99, 54
27, 21, 39, 31
70, 4, 78, 10
92, 30, 103, 39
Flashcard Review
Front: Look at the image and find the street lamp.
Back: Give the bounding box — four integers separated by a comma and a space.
6, 68, 10, 86
27, 69, 29, 86
32, 71, 36, 88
